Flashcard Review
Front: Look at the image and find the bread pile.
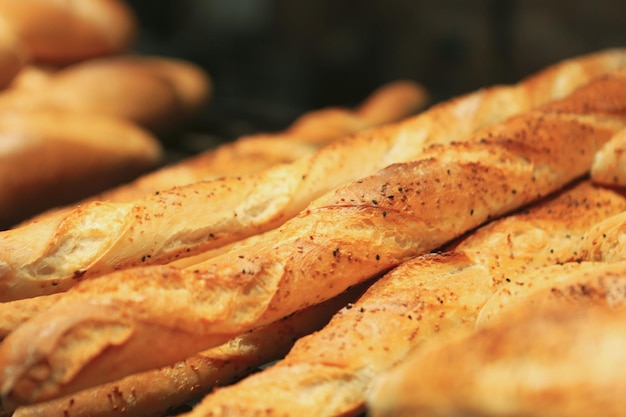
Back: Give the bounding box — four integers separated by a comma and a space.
0, 44, 625, 417
0, 0, 216, 228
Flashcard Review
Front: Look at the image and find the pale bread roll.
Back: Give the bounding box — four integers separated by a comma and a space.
0, 54, 213, 133
0, 108, 162, 228
1, 64, 626, 406
0, 0, 136, 64
95, 55, 214, 120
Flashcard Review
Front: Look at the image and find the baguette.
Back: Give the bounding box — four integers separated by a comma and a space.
0, 108, 163, 229
2, 65, 626, 406
12, 282, 368, 417
175, 180, 626, 417
367, 262, 626, 417
1, 49, 624, 302
0, 0, 136, 64
591, 127, 626, 186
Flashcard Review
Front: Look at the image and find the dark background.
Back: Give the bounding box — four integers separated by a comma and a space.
124, 0, 626, 151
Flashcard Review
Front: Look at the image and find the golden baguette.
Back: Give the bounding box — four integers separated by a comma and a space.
591, 127, 626, 186
367, 263, 626, 417
0, 108, 163, 229
12, 282, 369, 417
172, 180, 626, 417
0, 0, 136, 64
1, 49, 623, 302
2, 65, 626, 407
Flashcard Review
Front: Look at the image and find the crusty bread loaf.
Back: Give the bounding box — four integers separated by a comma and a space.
11, 282, 368, 417
177, 180, 626, 417
367, 262, 626, 417
0, 108, 163, 229
591, 127, 626, 186
1, 63, 626, 407
1, 49, 623, 302
0, 0, 136, 64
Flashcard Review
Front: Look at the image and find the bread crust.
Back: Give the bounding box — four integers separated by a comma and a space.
1, 63, 626, 406
367, 262, 626, 417
1, 49, 623, 302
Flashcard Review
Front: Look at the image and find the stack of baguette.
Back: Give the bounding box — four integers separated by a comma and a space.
0, 46, 625, 417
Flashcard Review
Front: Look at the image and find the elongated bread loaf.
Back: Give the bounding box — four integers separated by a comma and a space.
173, 180, 626, 417
0, 0, 136, 64
2, 64, 626, 406
0, 108, 163, 229
12, 282, 368, 417
1, 49, 623, 302
591, 127, 626, 186
367, 262, 626, 417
